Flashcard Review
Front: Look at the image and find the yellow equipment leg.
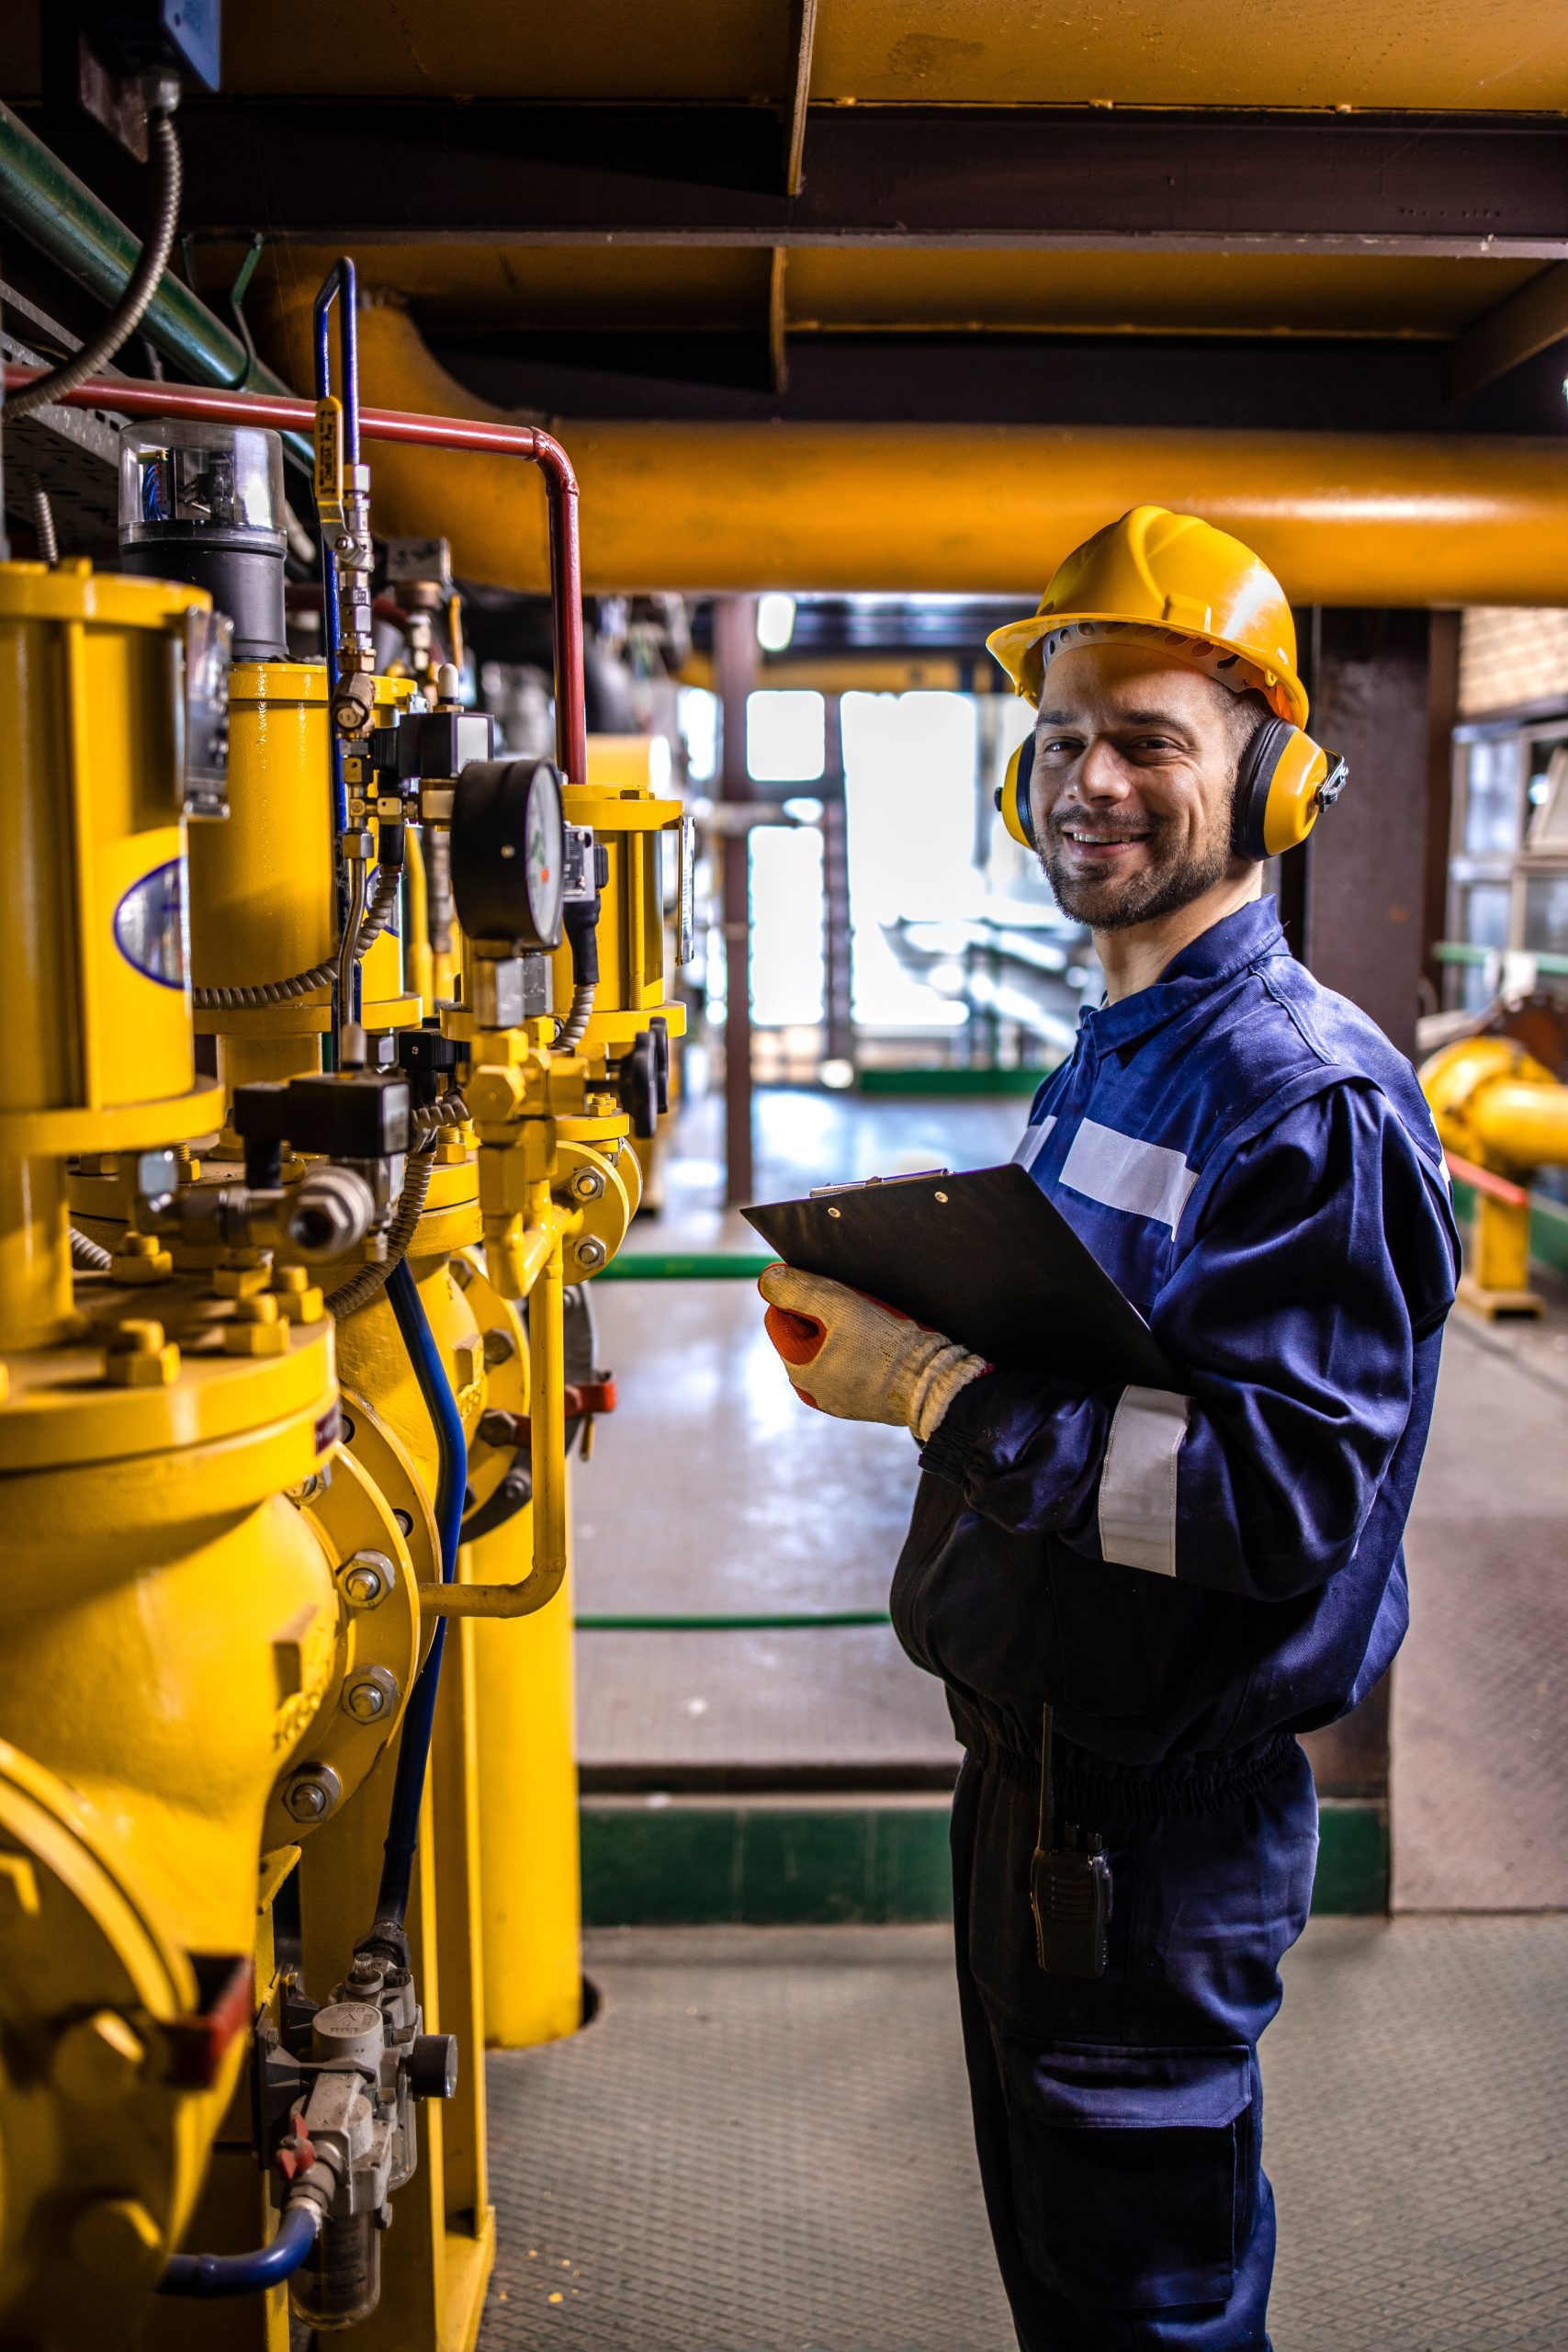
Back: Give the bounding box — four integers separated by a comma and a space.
474, 1521, 584, 2048
1458, 1191, 1541, 1318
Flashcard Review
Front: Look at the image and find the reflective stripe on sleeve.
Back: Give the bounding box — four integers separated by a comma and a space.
1059, 1118, 1198, 1231
1011, 1113, 1057, 1170
1098, 1385, 1190, 1576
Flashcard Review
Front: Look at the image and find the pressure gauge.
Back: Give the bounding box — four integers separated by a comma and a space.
449, 756, 568, 951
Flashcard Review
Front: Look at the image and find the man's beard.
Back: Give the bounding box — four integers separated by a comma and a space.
1040, 807, 1235, 933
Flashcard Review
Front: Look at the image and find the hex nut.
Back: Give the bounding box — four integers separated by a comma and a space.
337, 1552, 395, 1610
575, 1237, 608, 1272
104, 1319, 179, 1387
342, 1667, 400, 1724
481, 1325, 516, 1366
109, 1233, 173, 1284
52, 2010, 147, 2104
222, 1292, 290, 1356
570, 1166, 605, 1204
283, 1763, 343, 1824
273, 1263, 325, 1325
211, 1260, 271, 1300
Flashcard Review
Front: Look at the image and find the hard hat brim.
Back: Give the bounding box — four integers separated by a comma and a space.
985, 609, 1309, 730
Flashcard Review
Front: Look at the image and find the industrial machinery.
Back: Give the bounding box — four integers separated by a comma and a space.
0, 262, 685, 2350
1421, 1035, 1568, 1316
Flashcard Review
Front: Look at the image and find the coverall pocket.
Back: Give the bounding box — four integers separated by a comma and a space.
1001, 2040, 1254, 2313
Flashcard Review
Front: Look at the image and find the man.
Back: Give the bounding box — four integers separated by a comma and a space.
759, 506, 1458, 2349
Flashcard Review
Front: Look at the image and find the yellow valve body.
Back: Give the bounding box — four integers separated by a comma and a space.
0, 1287, 339, 2349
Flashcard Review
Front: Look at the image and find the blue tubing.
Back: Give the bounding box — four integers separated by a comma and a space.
376, 1256, 466, 1928
312, 255, 359, 462
160, 2199, 320, 2298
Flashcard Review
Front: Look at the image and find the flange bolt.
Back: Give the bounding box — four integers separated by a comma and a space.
337, 1552, 395, 1610
341, 1667, 400, 1724
283, 1762, 344, 1824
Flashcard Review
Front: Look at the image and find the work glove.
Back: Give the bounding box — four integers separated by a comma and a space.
758, 1262, 989, 1442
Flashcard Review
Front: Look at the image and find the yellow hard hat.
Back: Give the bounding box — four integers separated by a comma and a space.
986, 504, 1309, 728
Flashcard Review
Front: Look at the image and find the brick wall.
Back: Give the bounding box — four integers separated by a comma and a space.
1458, 608, 1568, 718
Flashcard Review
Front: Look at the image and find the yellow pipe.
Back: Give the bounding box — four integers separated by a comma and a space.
265, 293, 1568, 605
1421, 1036, 1568, 1179
427, 1215, 570, 1620
1472, 1080, 1568, 1171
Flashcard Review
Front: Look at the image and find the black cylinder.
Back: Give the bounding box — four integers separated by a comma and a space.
119, 535, 287, 662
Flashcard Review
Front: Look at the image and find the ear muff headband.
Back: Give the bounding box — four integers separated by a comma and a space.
999, 719, 1349, 865
1235, 718, 1349, 861
998, 734, 1039, 851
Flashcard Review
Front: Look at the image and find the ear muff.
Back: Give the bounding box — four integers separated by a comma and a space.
998, 734, 1039, 851
1235, 718, 1348, 862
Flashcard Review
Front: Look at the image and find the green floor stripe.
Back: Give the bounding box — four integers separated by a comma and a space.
859, 1066, 1052, 1097
580, 1796, 1386, 1926
600, 1251, 773, 1281
576, 1610, 893, 1632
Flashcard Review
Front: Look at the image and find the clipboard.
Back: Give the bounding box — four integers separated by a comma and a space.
742, 1161, 1177, 1392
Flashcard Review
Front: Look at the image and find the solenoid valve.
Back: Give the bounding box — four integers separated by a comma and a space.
260, 1950, 457, 2331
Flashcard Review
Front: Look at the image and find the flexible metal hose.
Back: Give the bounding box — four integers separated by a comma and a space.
192, 863, 400, 1011
326, 1148, 434, 1321
26, 476, 58, 562
412, 1090, 468, 1139
555, 981, 596, 1052
4, 102, 182, 423
70, 1226, 111, 1272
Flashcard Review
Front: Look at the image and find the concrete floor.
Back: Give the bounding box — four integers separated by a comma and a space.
1394, 1287, 1568, 1911
483, 1917, 1568, 2351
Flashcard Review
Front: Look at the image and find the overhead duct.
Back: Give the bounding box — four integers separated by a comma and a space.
265, 288, 1568, 606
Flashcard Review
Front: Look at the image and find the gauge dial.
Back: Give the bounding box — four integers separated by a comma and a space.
523, 763, 565, 951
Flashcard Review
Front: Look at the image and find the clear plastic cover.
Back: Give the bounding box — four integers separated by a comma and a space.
118, 419, 286, 548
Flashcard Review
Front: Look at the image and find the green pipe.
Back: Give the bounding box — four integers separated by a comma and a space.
1434, 940, 1568, 977
575, 1610, 892, 1631
599, 1252, 774, 1281
0, 103, 312, 470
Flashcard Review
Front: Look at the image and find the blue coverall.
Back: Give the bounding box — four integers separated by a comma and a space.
891, 896, 1459, 2349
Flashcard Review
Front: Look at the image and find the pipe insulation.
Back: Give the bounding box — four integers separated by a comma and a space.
0, 101, 310, 464
259, 291, 1568, 607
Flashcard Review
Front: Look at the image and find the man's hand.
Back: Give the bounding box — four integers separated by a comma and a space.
758, 1263, 989, 1442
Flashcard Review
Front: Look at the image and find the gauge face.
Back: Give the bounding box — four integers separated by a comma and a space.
523, 763, 566, 951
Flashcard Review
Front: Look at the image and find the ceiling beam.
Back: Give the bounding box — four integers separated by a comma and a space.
42, 103, 1568, 259
1449, 262, 1568, 402
783, 0, 818, 198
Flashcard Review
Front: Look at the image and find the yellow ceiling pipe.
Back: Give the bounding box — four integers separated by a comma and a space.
265, 289, 1568, 605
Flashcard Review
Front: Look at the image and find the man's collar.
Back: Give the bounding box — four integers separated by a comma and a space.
1080, 895, 1287, 1052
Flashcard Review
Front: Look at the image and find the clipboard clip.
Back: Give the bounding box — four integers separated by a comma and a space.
808, 1168, 951, 1198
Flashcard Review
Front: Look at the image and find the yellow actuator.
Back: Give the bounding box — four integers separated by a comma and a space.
0, 562, 346, 2350
191, 661, 419, 1097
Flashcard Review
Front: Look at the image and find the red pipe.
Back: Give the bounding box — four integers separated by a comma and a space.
1443, 1149, 1530, 1209
5, 365, 588, 785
